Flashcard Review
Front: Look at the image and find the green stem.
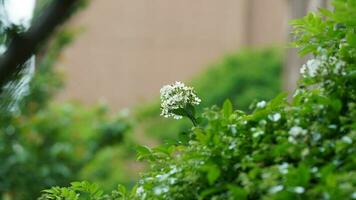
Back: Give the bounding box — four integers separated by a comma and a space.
186, 110, 198, 127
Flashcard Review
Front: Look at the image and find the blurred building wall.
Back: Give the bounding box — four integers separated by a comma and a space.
57, 0, 287, 110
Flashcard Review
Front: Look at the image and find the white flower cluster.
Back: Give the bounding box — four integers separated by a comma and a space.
160, 81, 201, 119
300, 49, 346, 78
269, 185, 284, 194
300, 59, 322, 77
278, 162, 289, 174
135, 165, 181, 199
256, 100, 266, 109
293, 186, 305, 194
288, 126, 307, 144
268, 113, 281, 122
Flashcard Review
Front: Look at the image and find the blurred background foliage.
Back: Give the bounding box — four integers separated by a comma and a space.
0, 28, 130, 199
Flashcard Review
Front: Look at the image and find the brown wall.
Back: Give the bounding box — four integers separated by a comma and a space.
57, 0, 287, 110
248, 0, 287, 46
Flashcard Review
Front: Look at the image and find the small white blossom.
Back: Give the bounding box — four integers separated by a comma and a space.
268, 113, 281, 122
228, 141, 237, 150
328, 124, 337, 129
341, 136, 352, 144
319, 147, 325, 152
259, 120, 267, 126
156, 173, 170, 181
261, 172, 271, 179
256, 100, 266, 108
269, 185, 284, 194
160, 81, 201, 119
168, 165, 180, 174
288, 126, 306, 136
301, 148, 310, 157
317, 47, 327, 55
288, 137, 296, 144
153, 186, 169, 195
323, 192, 330, 200
332, 159, 341, 166
310, 167, 318, 173
228, 124, 237, 135
136, 186, 147, 200
293, 186, 305, 194
312, 132, 322, 142
289, 126, 307, 137
300, 59, 322, 77
333, 60, 346, 74
288, 126, 307, 144
136, 186, 144, 195
351, 192, 356, 199
252, 130, 264, 138
300, 52, 346, 78
251, 125, 263, 138
168, 177, 177, 185
278, 162, 289, 174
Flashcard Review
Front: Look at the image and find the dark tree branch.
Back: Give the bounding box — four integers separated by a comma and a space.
0, 0, 85, 92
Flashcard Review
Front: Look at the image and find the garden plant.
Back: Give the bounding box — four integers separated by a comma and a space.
38, 0, 356, 199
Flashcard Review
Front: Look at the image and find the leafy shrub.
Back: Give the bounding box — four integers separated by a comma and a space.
130, 1, 356, 199
37, 181, 127, 200
0, 103, 129, 199
39, 1, 356, 199
137, 48, 282, 141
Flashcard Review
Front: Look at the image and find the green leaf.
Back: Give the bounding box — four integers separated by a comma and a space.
319, 8, 333, 18
227, 185, 248, 200
346, 32, 356, 46
199, 185, 226, 200
223, 99, 233, 117
136, 145, 152, 161
194, 128, 208, 144
171, 108, 187, 117
117, 185, 127, 197
205, 164, 221, 185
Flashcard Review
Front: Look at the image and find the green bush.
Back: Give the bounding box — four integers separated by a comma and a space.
137, 48, 282, 141
0, 103, 129, 199
39, 1, 356, 199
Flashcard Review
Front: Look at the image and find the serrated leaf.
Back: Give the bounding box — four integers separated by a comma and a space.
223, 99, 233, 117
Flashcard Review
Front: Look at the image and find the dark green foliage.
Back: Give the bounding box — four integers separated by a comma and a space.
138, 48, 282, 141
38, 181, 129, 200
0, 103, 129, 200
125, 1, 356, 199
